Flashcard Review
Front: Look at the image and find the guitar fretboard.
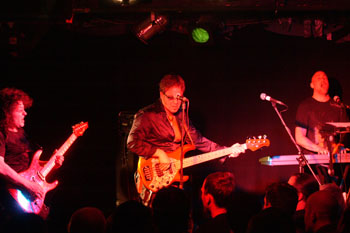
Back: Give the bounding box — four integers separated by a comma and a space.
40, 134, 78, 178
175, 144, 247, 169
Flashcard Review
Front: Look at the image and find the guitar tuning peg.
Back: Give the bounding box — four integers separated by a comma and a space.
258, 135, 262, 139
253, 136, 256, 139
263, 135, 267, 139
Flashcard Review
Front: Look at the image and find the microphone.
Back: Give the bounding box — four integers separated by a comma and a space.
177, 95, 189, 102
260, 93, 287, 106
334, 95, 350, 109
334, 95, 341, 104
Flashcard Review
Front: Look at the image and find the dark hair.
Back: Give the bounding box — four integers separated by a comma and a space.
106, 200, 153, 233
306, 190, 343, 223
290, 173, 319, 201
0, 88, 32, 130
3, 213, 48, 233
204, 171, 236, 208
159, 74, 185, 93
68, 207, 106, 233
265, 182, 298, 216
152, 186, 190, 233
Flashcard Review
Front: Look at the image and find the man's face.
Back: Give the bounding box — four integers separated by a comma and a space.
160, 86, 184, 114
9, 101, 27, 130
311, 71, 329, 95
200, 180, 211, 216
288, 175, 297, 187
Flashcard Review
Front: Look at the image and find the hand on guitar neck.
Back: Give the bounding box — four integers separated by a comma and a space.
228, 143, 248, 158
54, 154, 64, 169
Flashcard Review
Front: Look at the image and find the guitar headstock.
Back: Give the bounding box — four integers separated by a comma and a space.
246, 136, 270, 151
72, 122, 89, 137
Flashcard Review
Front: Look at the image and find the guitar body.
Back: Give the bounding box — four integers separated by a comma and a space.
8, 150, 58, 215
137, 144, 195, 192
136, 137, 270, 205
7, 122, 88, 217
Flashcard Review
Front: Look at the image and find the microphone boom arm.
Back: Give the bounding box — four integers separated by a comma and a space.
269, 101, 321, 186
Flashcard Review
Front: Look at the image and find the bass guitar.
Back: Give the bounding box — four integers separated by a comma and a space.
8, 122, 88, 217
135, 136, 270, 205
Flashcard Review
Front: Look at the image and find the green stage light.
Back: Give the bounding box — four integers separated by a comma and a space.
191, 27, 210, 43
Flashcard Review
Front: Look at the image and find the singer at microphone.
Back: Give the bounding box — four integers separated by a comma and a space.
333, 95, 350, 109
260, 93, 287, 106
176, 95, 189, 102
295, 70, 348, 155
127, 73, 240, 205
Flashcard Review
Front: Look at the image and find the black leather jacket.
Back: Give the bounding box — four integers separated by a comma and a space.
127, 99, 224, 159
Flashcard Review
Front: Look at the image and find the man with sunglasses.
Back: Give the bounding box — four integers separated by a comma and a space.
127, 74, 244, 204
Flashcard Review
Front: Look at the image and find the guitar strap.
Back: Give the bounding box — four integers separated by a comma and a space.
167, 114, 182, 143
183, 121, 194, 146
168, 114, 194, 146
135, 114, 194, 206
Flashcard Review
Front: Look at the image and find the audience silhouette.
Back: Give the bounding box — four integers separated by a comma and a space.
246, 182, 298, 233
2, 171, 350, 233
68, 207, 106, 233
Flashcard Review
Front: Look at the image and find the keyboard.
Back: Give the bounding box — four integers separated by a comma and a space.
259, 153, 350, 166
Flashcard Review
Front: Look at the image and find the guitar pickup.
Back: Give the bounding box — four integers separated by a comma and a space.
143, 166, 152, 181
36, 171, 45, 181
154, 164, 163, 177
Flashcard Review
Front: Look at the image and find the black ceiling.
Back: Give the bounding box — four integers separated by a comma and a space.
2, 0, 350, 20
1, 0, 350, 59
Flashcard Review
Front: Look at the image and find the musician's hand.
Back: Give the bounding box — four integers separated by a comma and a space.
154, 149, 170, 171
316, 146, 329, 155
54, 155, 64, 168
24, 180, 44, 199
228, 143, 246, 158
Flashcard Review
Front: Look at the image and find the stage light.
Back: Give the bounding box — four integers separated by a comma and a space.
111, 0, 152, 5
191, 27, 210, 43
134, 13, 168, 44
190, 15, 216, 45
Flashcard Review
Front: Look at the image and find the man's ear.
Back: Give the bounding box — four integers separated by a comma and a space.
298, 192, 304, 202
263, 196, 271, 209
310, 82, 314, 89
207, 194, 214, 206
311, 211, 317, 224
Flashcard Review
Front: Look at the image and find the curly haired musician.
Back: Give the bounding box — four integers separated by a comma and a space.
0, 88, 63, 220
127, 74, 245, 204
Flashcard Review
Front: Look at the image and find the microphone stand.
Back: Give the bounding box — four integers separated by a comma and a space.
179, 100, 187, 189
270, 102, 321, 186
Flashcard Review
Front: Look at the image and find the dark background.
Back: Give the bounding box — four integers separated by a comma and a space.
1, 1, 350, 231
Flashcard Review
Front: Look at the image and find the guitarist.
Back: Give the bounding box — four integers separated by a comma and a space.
0, 88, 63, 220
127, 74, 245, 203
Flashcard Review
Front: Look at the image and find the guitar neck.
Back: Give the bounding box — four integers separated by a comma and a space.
179, 144, 247, 169
40, 133, 78, 178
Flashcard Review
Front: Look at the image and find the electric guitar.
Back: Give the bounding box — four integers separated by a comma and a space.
8, 122, 88, 217
135, 136, 270, 204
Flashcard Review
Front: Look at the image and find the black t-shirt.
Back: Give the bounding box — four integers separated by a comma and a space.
0, 128, 32, 173
295, 97, 348, 146
195, 213, 233, 233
